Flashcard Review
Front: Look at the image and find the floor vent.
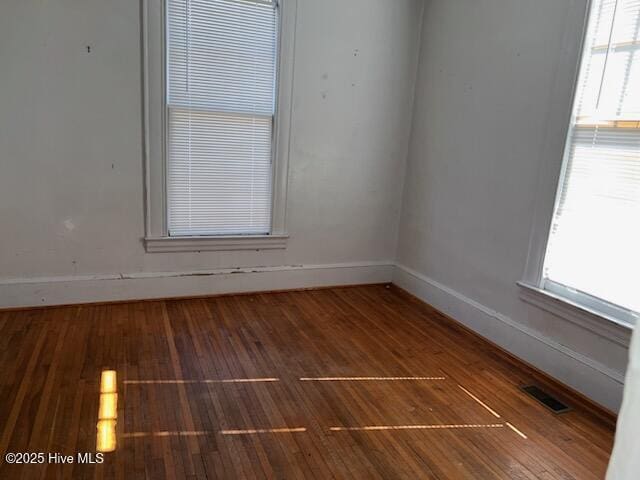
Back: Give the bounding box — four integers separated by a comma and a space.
521, 385, 571, 414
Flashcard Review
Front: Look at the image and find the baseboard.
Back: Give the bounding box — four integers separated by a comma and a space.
393, 263, 625, 414
0, 260, 624, 413
0, 261, 394, 309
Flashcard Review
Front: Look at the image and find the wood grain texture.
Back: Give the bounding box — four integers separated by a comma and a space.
0, 285, 614, 479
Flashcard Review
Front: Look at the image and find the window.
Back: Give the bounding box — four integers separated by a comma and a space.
167, 0, 276, 236
143, 0, 295, 251
540, 0, 640, 325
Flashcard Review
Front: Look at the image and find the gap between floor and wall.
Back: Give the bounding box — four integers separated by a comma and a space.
0, 261, 625, 414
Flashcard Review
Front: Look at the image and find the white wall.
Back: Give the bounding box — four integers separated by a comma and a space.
395, 0, 628, 411
0, 0, 422, 306
0, 0, 628, 412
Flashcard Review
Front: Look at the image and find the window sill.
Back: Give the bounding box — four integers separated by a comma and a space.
517, 281, 633, 348
144, 234, 289, 253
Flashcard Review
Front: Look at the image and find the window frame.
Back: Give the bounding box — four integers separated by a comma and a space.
142, 0, 296, 252
520, 0, 636, 342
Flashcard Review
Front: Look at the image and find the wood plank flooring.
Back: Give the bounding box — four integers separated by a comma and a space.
0, 285, 615, 479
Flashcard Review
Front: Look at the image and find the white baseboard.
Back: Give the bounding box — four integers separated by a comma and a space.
393, 263, 625, 413
0, 259, 624, 411
0, 261, 394, 309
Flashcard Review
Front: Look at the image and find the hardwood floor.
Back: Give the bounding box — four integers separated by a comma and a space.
0, 285, 614, 479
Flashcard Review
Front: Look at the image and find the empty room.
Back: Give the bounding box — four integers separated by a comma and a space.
1, 0, 639, 478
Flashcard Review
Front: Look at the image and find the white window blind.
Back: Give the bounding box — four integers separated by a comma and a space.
166, 0, 278, 236
544, 0, 640, 317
